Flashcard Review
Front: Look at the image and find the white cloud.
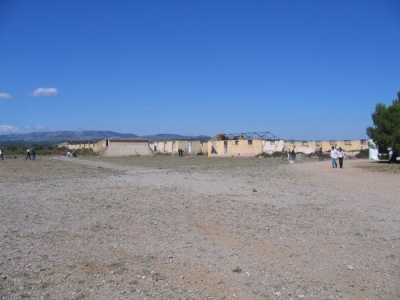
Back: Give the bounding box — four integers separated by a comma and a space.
0, 125, 18, 134
32, 87, 58, 97
0, 92, 12, 100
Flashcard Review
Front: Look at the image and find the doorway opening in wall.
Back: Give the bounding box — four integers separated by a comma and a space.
248, 140, 253, 145
224, 141, 228, 154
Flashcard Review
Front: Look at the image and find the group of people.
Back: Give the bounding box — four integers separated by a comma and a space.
285, 146, 345, 168
65, 151, 78, 158
25, 148, 37, 160
0, 148, 37, 160
330, 146, 345, 168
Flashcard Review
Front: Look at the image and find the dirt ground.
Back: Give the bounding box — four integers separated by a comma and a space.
0, 156, 399, 300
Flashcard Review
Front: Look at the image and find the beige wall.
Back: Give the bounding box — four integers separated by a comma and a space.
285, 141, 317, 155
150, 140, 208, 155
60, 138, 368, 157
93, 140, 107, 153
153, 141, 175, 153
208, 139, 264, 157
61, 140, 108, 153
283, 140, 368, 154
262, 140, 285, 154
102, 141, 153, 156
200, 142, 208, 155
207, 139, 368, 157
177, 141, 205, 155
62, 142, 98, 151
314, 140, 368, 153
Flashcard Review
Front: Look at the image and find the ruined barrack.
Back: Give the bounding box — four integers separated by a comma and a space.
214, 131, 280, 141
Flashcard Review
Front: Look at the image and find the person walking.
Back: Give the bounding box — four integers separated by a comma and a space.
26, 148, 31, 160
330, 146, 338, 168
0, 148, 4, 160
337, 147, 345, 168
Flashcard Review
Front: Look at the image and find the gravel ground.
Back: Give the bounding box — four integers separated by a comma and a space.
0, 156, 399, 299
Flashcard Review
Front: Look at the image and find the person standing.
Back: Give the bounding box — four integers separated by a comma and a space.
0, 148, 4, 160
330, 146, 338, 168
31, 149, 36, 160
291, 148, 296, 161
337, 147, 345, 168
318, 147, 324, 161
26, 148, 31, 160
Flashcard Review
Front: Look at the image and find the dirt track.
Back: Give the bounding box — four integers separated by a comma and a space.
1, 156, 399, 299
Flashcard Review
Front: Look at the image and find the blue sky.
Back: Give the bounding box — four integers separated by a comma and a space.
0, 0, 399, 139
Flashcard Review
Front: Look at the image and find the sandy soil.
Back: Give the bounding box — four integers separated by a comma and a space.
0, 156, 399, 299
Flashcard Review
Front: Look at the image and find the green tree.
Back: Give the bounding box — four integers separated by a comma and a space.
367, 91, 400, 162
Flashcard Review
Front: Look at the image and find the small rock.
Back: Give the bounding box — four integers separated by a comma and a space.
152, 272, 164, 281
232, 267, 242, 273
252, 188, 258, 193
346, 265, 354, 270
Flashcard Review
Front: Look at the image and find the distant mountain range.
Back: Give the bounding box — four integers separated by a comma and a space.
0, 130, 210, 144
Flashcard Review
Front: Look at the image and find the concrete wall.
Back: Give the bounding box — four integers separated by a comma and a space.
61, 142, 101, 152
176, 141, 205, 155
93, 140, 107, 153
208, 139, 264, 157
283, 140, 368, 155
200, 142, 208, 155
207, 139, 368, 157
150, 140, 208, 155
102, 141, 153, 156
262, 140, 285, 154
61, 138, 368, 158
285, 141, 317, 155
152, 141, 175, 154
313, 140, 368, 154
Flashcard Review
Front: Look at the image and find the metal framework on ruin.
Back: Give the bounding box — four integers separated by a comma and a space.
219, 131, 280, 141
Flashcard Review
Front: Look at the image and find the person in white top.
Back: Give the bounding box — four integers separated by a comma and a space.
26, 148, 31, 160
330, 146, 338, 168
0, 148, 3, 160
337, 147, 345, 168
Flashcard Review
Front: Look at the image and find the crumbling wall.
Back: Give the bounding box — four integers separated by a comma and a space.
102, 141, 153, 156
262, 140, 285, 154
208, 139, 264, 157
150, 140, 206, 155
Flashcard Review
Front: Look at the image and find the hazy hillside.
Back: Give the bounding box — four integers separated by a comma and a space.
143, 134, 210, 141
0, 131, 138, 144
0, 131, 210, 144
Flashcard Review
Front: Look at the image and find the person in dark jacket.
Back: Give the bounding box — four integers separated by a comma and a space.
31, 149, 36, 160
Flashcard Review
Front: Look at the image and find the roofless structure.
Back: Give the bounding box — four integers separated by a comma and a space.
214, 131, 280, 141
